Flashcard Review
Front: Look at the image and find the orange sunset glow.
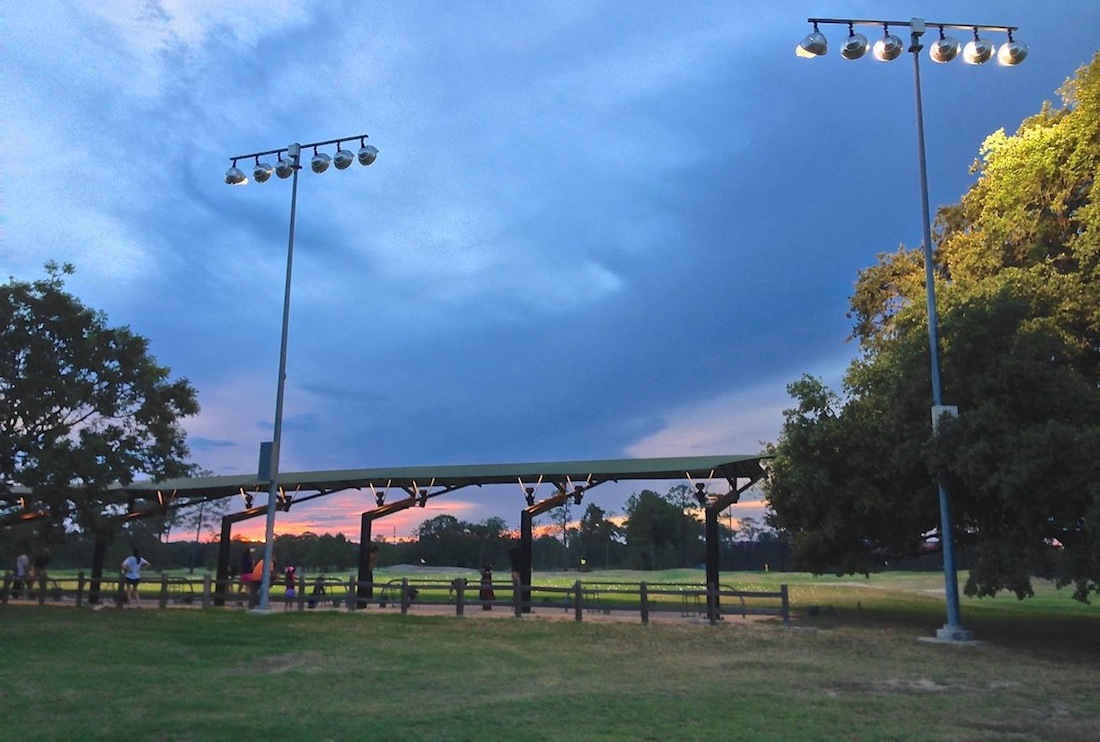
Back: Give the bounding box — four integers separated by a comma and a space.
225, 494, 485, 542
200, 489, 772, 544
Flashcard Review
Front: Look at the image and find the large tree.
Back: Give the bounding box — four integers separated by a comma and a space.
623, 488, 702, 569
576, 503, 623, 569
765, 55, 1100, 602
1, 262, 200, 538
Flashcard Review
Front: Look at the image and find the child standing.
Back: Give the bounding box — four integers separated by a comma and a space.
283, 565, 297, 610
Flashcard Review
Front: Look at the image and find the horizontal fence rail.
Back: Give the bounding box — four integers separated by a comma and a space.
1, 572, 789, 626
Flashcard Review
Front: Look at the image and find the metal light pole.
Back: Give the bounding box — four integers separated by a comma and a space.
225, 135, 378, 611
797, 17, 1028, 641
908, 25, 967, 641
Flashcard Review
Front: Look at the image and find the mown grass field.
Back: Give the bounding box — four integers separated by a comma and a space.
2, 570, 1097, 741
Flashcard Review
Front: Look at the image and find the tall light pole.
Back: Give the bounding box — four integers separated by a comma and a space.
796, 17, 1027, 641
225, 135, 378, 611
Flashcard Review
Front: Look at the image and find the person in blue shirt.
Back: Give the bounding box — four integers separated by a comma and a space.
120, 548, 151, 607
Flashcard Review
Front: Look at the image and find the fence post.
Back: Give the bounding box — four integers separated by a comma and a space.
454, 578, 465, 616
640, 582, 649, 625
74, 571, 85, 608
513, 574, 522, 617
574, 580, 583, 622
203, 573, 212, 610
400, 577, 410, 615
297, 575, 305, 611
780, 583, 790, 627
345, 577, 355, 612
158, 573, 168, 610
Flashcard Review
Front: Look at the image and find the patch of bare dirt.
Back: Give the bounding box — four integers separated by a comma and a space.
823, 677, 1020, 696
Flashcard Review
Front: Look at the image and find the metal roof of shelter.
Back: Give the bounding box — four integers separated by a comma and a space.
1, 454, 769, 528
116, 453, 768, 501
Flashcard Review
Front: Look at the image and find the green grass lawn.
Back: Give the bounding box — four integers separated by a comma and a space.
3, 571, 1097, 741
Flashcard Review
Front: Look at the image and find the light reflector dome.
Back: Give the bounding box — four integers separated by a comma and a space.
225, 161, 247, 185
275, 157, 295, 179
310, 150, 331, 174
796, 25, 827, 58
253, 160, 273, 183
873, 29, 904, 61
358, 143, 379, 166
929, 29, 960, 63
963, 30, 994, 64
997, 33, 1028, 66
841, 30, 869, 60
333, 146, 355, 170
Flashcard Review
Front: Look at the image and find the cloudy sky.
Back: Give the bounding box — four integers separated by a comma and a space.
5, 1, 1097, 541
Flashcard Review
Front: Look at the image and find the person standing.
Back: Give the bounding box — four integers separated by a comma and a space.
32, 550, 50, 601
120, 548, 151, 608
13, 550, 30, 599
248, 555, 273, 608
238, 548, 253, 596
283, 565, 297, 610
479, 564, 495, 610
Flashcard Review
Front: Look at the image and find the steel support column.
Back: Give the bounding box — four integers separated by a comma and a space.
356, 486, 462, 605
214, 506, 267, 606
357, 513, 375, 605
518, 485, 582, 613
704, 506, 721, 621
518, 510, 533, 612
702, 467, 766, 622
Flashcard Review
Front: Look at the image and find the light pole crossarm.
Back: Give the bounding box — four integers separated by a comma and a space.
229, 133, 374, 162
807, 18, 1016, 33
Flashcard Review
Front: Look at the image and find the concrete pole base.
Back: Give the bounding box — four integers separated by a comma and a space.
935, 624, 975, 642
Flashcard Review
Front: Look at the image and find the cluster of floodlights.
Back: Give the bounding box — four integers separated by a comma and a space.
797, 19, 1028, 65
224, 136, 378, 185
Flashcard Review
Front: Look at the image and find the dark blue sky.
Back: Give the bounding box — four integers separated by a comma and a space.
6, 1, 1098, 537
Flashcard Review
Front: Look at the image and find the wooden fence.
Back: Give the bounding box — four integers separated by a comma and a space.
1, 572, 788, 626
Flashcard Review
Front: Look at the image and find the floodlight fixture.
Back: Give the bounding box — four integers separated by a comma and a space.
963, 28, 994, 64
872, 25, 904, 61
929, 26, 960, 63
358, 138, 379, 166
997, 30, 1028, 66
225, 159, 247, 185
694, 482, 709, 506
275, 155, 295, 179
841, 24, 869, 60
310, 146, 331, 173
796, 22, 827, 58
333, 144, 355, 170
253, 157, 274, 183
